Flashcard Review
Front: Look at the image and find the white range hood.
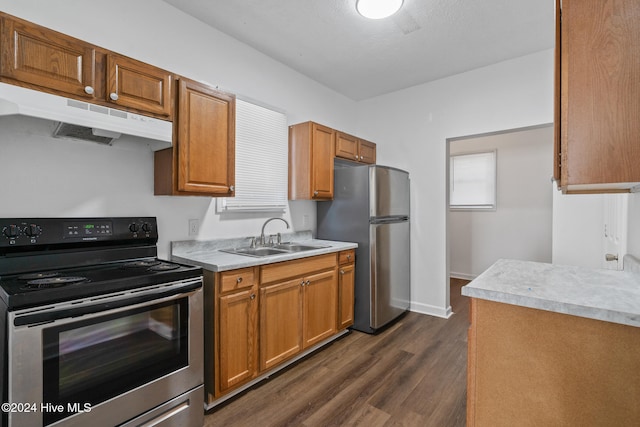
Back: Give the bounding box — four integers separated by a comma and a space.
0, 82, 173, 148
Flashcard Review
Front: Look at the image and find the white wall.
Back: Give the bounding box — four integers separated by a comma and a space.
625, 192, 640, 258
449, 125, 554, 279
0, 0, 358, 258
356, 50, 554, 317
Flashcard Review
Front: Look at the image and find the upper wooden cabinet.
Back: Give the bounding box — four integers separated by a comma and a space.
107, 53, 172, 118
289, 121, 335, 200
554, 0, 640, 193
335, 132, 376, 164
154, 78, 235, 196
0, 12, 174, 120
0, 13, 97, 99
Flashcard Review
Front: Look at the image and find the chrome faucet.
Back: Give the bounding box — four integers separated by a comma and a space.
260, 217, 290, 246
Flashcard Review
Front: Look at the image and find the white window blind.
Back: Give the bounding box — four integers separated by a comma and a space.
218, 98, 288, 212
449, 150, 497, 210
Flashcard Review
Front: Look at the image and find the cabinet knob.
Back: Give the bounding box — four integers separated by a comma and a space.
109, 92, 119, 101
229, 185, 235, 192
354, 155, 358, 159
313, 190, 319, 197
340, 269, 345, 275
347, 254, 352, 261
84, 86, 95, 95
236, 277, 243, 284
305, 280, 311, 286
360, 155, 364, 160
250, 293, 256, 300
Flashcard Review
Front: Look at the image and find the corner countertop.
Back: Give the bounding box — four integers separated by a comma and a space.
461, 259, 640, 328
170, 231, 357, 272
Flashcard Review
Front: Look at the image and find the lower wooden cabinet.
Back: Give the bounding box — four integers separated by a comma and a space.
259, 254, 337, 371
259, 277, 303, 371
467, 298, 640, 426
337, 250, 355, 329
207, 268, 258, 403
206, 251, 355, 403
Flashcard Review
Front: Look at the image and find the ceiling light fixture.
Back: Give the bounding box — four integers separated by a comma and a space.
356, 0, 404, 19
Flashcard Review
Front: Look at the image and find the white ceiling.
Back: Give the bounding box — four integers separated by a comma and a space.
162, 0, 554, 101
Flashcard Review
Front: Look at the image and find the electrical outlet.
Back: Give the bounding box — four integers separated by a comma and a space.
188, 219, 199, 236
302, 214, 310, 228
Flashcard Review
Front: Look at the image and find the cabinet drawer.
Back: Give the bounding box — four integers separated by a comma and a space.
219, 268, 255, 293
338, 249, 355, 265
261, 254, 336, 285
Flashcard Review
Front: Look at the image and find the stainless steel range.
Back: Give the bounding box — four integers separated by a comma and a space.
0, 217, 204, 427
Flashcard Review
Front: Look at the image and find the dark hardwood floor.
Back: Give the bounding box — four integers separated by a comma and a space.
204, 279, 470, 426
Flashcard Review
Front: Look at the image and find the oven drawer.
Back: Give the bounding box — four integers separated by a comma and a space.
120, 385, 204, 427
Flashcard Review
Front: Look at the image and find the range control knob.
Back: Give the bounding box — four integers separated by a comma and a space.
129, 223, 140, 233
24, 224, 42, 237
2, 225, 20, 238
141, 223, 152, 233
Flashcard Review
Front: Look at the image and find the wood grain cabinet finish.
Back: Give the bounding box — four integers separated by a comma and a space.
289, 121, 335, 200
554, 0, 640, 193
259, 254, 338, 371
0, 13, 97, 99
209, 268, 258, 403
106, 53, 172, 118
0, 12, 174, 120
337, 250, 355, 330
154, 77, 235, 196
335, 132, 376, 164
467, 298, 640, 426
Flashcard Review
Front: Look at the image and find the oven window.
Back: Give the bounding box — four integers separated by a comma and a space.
42, 298, 188, 425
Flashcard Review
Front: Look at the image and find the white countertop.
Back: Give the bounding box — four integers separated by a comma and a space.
170, 231, 357, 272
461, 259, 640, 328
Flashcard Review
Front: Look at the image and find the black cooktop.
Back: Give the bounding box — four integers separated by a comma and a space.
0, 258, 202, 310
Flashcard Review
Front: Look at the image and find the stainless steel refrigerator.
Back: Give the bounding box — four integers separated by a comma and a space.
317, 163, 410, 333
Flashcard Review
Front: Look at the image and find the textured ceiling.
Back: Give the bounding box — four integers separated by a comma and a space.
162, 0, 554, 101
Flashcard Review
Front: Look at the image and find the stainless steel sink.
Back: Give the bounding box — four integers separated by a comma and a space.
220, 247, 289, 257
220, 243, 328, 257
273, 243, 328, 252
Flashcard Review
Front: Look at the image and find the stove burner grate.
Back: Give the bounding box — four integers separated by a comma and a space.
18, 272, 59, 281
122, 260, 162, 269
24, 276, 89, 288
149, 263, 180, 272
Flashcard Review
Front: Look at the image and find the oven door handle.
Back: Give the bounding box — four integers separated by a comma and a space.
13, 280, 202, 327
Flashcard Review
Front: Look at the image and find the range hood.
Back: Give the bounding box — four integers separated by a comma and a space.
0, 82, 172, 148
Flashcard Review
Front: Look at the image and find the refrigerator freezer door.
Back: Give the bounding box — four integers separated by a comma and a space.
370, 220, 411, 329
369, 166, 410, 219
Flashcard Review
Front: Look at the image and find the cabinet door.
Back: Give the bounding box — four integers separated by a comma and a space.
259, 278, 302, 371
0, 15, 96, 98
311, 123, 335, 199
556, 0, 640, 191
302, 269, 337, 349
358, 139, 377, 164
218, 288, 257, 394
338, 263, 355, 330
107, 53, 172, 118
176, 78, 235, 195
335, 132, 359, 162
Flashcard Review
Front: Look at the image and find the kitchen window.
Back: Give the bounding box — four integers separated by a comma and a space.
218, 98, 288, 212
449, 150, 497, 210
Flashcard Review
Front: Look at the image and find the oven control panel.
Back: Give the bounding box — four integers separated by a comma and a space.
0, 217, 158, 248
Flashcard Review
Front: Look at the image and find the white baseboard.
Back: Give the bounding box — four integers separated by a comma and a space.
410, 302, 453, 319
450, 271, 477, 281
